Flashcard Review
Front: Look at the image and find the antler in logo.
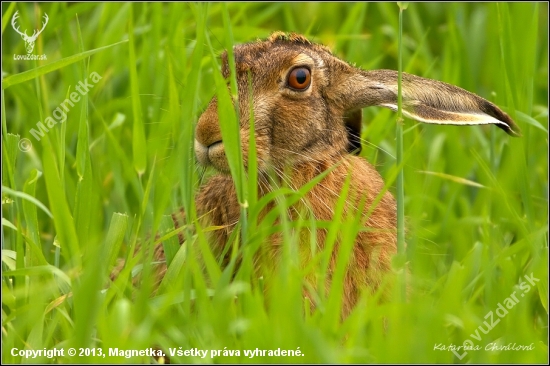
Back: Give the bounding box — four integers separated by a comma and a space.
11, 11, 49, 54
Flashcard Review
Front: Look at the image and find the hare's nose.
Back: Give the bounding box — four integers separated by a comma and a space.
195, 100, 223, 147
195, 99, 231, 171
195, 131, 222, 149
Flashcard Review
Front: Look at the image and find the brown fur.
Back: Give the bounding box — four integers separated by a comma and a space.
115, 32, 518, 316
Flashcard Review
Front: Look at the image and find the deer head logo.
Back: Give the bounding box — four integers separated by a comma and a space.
11, 11, 49, 54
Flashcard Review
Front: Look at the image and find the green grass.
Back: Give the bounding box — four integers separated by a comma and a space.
2, 2, 548, 364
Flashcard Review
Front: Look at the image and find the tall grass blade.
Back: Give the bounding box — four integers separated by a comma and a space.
128, 3, 147, 175
396, 2, 407, 300
2, 40, 128, 89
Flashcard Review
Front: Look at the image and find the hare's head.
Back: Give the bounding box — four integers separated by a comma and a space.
195, 32, 520, 173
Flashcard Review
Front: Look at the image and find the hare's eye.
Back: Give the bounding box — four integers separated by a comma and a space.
287, 67, 311, 91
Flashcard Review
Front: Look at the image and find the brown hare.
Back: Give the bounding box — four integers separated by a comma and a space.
121, 32, 520, 315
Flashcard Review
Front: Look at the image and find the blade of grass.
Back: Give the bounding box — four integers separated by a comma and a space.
128, 3, 147, 175
2, 219, 17, 232
221, 2, 249, 244
2, 186, 53, 218
105, 213, 129, 270
396, 2, 408, 300
22, 169, 48, 266
177, 3, 206, 220
73, 15, 96, 248
75, 15, 88, 179
417, 170, 486, 189
159, 214, 179, 267
2, 40, 128, 89
0, 2, 17, 34
41, 134, 81, 268
1, 127, 18, 189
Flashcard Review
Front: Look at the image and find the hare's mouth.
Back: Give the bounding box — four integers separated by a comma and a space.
194, 139, 231, 173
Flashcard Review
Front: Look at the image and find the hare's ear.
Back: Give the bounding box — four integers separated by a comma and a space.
334, 68, 521, 137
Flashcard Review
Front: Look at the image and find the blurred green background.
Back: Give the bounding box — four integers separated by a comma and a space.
2, 2, 548, 364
